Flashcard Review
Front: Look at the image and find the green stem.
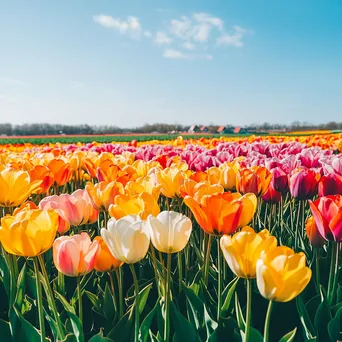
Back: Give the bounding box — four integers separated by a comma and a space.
130, 264, 140, 342
33, 257, 45, 342
108, 272, 118, 312
38, 255, 65, 340
244, 279, 252, 342
77, 276, 83, 324
57, 271, 65, 296
328, 242, 340, 306
115, 268, 124, 318
164, 253, 172, 342
178, 252, 183, 294
150, 246, 161, 295
314, 248, 321, 294
217, 238, 222, 321
203, 234, 213, 286
263, 301, 273, 342
295, 201, 301, 252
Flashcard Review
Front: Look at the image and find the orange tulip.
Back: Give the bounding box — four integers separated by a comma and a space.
184, 192, 257, 235
29, 165, 54, 194
236, 166, 272, 196
48, 159, 72, 186
94, 236, 123, 272
86, 181, 124, 211
306, 216, 325, 248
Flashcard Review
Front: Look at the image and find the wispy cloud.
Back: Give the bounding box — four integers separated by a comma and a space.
163, 48, 189, 59
154, 31, 172, 45
93, 15, 142, 39
0, 77, 26, 86
93, 12, 252, 60
216, 26, 251, 47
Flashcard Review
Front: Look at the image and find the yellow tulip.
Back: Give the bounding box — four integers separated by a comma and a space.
220, 227, 277, 278
256, 246, 312, 302
0, 208, 58, 257
0, 168, 42, 207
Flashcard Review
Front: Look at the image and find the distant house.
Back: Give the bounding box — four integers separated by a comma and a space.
217, 126, 234, 134
233, 127, 241, 134
188, 124, 199, 133
200, 126, 209, 132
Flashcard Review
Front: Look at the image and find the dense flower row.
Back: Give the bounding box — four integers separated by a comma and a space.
0, 136, 341, 341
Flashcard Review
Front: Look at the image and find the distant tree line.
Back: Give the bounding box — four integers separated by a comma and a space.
0, 121, 341, 136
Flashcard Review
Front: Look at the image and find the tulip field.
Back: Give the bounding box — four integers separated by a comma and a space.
1, 133, 342, 342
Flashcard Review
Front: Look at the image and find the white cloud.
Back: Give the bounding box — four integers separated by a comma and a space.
144, 30, 152, 37
0, 78, 26, 86
216, 26, 250, 47
182, 42, 196, 50
170, 16, 193, 39
163, 49, 189, 59
193, 13, 223, 30
155, 31, 172, 45
93, 15, 142, 38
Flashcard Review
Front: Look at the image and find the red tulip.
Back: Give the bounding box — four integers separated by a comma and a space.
262, 183, 282, 204
309, 195, 342, 241
318, 173, 342, 197
270, 167, 288, 194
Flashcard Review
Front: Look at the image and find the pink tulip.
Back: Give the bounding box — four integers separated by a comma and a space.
39, 189, 99, 232
53, 232, 99, 277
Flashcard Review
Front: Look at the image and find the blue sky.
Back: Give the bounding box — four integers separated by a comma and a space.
1, 0, 342, 128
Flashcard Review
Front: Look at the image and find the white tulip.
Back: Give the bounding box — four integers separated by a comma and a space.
101, 215, 150, 264
147, 211, 192, 254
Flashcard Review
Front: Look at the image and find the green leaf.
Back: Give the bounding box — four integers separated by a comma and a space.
138, 283, 153, 315
170, 302, 199, 342
183, 285, 217, 338
234, 293, 245, 332
55, 291, 84, 342
189, 270, 202, 296
14, 263, 26, 309
296, 296, 316, 340
240, 327, 263, 342
89, 329, 114, 341
328, 305, 342, 341
107, 311, 133, 342
0, 253, 11, 299
61, 333, 78, 342
314, 302, 331, 342
279, 328, 297, 342
139, 300, 159, 342
0, 318, 12, 341
221, 277, 239, 314
103, 283, 115, 323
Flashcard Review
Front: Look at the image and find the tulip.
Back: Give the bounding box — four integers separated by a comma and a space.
109, 192, 160, 221
256, 246, 312, 302
48, 159, 72, 187
309, 195, 342, 241
101, 215, 150, 264
236, 166, 272, 196
318, 173, 342, 197
29, 165, 54, 194
94, 236, 123, 272
53, 232, 99, 277
0, 208, 58, 257
40, 189, 99, 228
184, 192, 257, 235
270, 167, 288, 194
147, 211, 192, 253
262, 183, 282, 204
157, 166, 186, 198
0, 168, 42, 207
86, 181, 124, 211
220, 226, 277, 278
289, 168, 320, 200
306, 216, 325, 248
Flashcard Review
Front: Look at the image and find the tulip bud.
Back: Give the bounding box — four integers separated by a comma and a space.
94, 236, 123, 272
53, 232, 99, 277
289, 168, 320, 200
270, 167, 288, 194
101, 215, 150, 264
306, 216, 325, 248
256, 246, 312, 302
147, 211, 192, 253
